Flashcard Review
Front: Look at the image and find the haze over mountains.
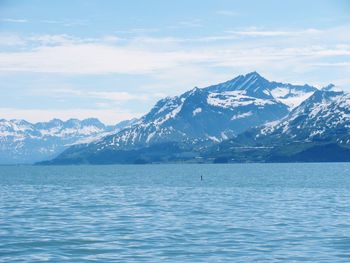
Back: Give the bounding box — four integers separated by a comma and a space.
0, 118, 136, 164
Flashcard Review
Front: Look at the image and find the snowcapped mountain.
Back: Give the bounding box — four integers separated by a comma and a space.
255, 89, 350, 144
0, 118, 136, 164
47, 72, 319, 164
209, 88, 350, 163
84, 72, 317, 147
204, 71, 316, 109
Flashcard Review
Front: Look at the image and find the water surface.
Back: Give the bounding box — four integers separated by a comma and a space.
1, 163, 350, 262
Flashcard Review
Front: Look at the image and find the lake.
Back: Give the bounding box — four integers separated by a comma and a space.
1, 163, 350, 262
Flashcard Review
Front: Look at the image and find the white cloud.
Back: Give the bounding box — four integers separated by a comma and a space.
1, 31, 350, 91
0, 108, 142, 125
40, 20, 62, 24
2, 18, 28, 23
28, 34, 80, 45
101, 35, 122, 43
0, 32, 349, 85
89, 91, 148, 102
0, 34, 26, 46
310, 62, 350, 67
1, 25, 350, 98
0, 43, 212, 74
228, 28, 322, 37
46, 88, 161, 104
146, 66, 234, 95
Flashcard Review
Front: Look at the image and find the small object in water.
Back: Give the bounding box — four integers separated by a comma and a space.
201, 175, 203, 181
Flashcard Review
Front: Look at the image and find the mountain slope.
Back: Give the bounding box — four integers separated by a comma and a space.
242, 89, 348, 145
47, 72, 318, 164
204, 71, 316, 109
208, 89, 350, 162
0, 118, 135, 164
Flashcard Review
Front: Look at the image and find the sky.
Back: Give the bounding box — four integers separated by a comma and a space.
0, 0, 350, 124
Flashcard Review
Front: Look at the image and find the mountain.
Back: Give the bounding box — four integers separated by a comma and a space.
204, 71, 316, 109
46, 72, 319, 164
208, 89, 350, 162
237, 88, 348, 145
255, 89, 348, 144
0, 118, 136, 164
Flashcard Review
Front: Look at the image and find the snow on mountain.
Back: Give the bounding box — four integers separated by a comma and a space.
205, 71, 317, 109
87, 74, 296, 150
251, 89, 350, 144
49, 72, 320, 164
102, 72, 317, 146
201, 88, 350, 163
0, 118, 136, 164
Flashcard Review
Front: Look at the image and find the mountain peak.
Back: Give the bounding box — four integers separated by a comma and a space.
47, 118, 64, 125
321, 83, 343, 92
205, 71, 270, 96
229, 71, 272, 98
238, 71, 267, 83
244, 71, 263, 79
80, 118, 105, 127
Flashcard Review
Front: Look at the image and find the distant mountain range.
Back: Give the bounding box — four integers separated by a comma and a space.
40, 71, 350, 165
0, 118, 137, 164
3, 72, 348, 165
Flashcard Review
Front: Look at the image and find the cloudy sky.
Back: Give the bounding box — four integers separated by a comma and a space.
1, 0, 350, 124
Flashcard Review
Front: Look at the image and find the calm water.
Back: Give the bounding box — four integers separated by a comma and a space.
1, 164, 350, 262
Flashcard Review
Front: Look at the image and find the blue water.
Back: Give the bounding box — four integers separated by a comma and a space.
1, 164, 350, 262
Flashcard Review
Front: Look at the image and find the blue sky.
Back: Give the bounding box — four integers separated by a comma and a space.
1, 0, 350, 124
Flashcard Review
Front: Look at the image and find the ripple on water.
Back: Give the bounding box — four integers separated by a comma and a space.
1, 163, 350, 262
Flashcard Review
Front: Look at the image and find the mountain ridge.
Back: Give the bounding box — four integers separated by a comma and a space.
0, 117, 137, 164
87, 72, 317, 147
45, 72, 336, 165
206, 88, 350, 163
